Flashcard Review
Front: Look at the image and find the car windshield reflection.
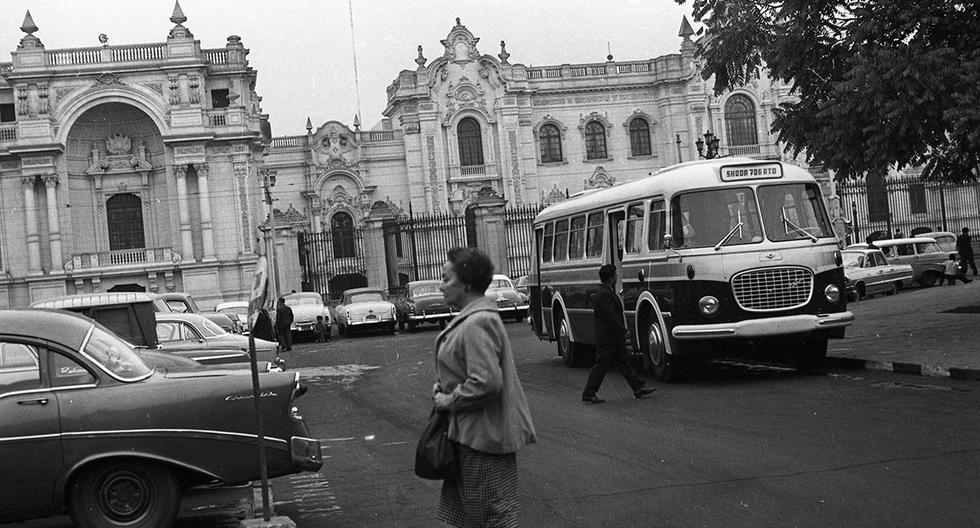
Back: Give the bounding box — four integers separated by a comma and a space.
82, 326, 152, 381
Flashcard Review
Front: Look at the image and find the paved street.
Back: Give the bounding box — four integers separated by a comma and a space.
6, 287, 980, 527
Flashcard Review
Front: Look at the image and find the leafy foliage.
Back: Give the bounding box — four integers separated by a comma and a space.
677, 0, 980, 182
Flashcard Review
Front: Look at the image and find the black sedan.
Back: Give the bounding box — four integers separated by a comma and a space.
394, 280, 455, 332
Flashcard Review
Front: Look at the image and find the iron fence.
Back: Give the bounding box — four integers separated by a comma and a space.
384, 212, 469, 285
297, 229, 367, 301
504, 204, 541, 278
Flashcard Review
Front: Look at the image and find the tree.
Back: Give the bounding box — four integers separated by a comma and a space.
677, 0, 980, 182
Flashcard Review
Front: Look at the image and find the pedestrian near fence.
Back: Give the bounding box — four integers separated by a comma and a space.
275, 297, 294, 351
956, 227, 977, 276
581, 264, 656, 404
432, 247, 537, 528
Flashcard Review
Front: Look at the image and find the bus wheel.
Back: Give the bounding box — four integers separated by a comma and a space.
557, 313, 579, 367
796, 337, 828, 373
642, 318, 676, 382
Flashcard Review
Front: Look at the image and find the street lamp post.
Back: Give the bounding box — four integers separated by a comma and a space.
695, 130, 721, 159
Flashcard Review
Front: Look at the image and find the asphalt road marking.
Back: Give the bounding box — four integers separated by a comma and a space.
280, 473, 342, 520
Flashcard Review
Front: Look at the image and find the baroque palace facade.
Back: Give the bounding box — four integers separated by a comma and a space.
0, 5, 272, 308
1, 5, 823, 307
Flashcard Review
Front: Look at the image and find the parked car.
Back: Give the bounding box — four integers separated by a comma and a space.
848, 237, 947, 286
279, 292, 332, 341
215, 300, 251, 335
394, 280, 454, 332
29, 292, 171, 348
335, 287, 397, 336
0, 309, 321, 527
159, 292, 241, 334
916, 231, 957, 256
155, 312, 283, 370
485, 274, 530, 321
841, 248, 915, 301
514, 275, 530, 295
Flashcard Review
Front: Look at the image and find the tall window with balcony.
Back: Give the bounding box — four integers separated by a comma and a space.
107, 193, 146, 250
724, 94, 759, 154
585, 121, 607, 160
628, 118, 652, 157
457, 117, 484, 169
539, 124, 563, 163
331, 212, 357, 258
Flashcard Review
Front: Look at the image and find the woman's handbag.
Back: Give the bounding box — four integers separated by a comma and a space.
415, 407, 457, 479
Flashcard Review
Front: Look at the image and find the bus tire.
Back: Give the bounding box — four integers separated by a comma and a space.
556, 312, 580, 367
796, 337, 828, 373
641, 316, 676, 382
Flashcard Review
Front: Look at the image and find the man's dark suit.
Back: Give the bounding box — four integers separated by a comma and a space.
275, 303, 294, 351
582, 283, 645, 399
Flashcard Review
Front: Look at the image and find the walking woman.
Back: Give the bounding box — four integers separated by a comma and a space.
432, 247, 537, 527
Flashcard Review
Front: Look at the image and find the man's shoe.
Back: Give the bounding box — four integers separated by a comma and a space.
633, 387, 656, 399
581, 395, 605, 404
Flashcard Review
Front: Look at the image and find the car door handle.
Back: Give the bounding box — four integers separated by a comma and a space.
18, 398, 48, 405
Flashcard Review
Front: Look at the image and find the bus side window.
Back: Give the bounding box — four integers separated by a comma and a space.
542, 222, 554, 263
648, 199, 666, 251
585, 212, 603, 258
568, 215, 587, 260
625, 203, 644, 254
553, 219, 569, 261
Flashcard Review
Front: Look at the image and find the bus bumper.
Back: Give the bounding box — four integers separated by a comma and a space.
672, 311, 854, 340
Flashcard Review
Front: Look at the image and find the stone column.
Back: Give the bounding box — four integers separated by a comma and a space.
42, 174, 62, 271
363, 210, 396, 291
173, 164, 194, 260
22, 175, 42, 274
470, 196, 510, 277
195, 163, 216, 260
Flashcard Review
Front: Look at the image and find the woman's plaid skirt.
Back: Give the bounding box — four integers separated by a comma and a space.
437, 442, 520, 528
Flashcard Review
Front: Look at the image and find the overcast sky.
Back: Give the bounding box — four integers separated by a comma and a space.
1, 1, 697, 136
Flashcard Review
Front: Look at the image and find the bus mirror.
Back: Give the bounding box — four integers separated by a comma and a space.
638, 269, 645, 282
663, 234, 673, 249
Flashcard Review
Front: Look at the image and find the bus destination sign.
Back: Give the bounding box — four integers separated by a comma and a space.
720, 163, 783, 182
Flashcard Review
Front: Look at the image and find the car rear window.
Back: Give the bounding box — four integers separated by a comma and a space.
82, 327, 152, 380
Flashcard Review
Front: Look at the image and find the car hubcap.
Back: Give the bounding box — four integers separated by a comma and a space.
558, 318, 570, 357
647, 321, 665, 367
100, 471, 150, 521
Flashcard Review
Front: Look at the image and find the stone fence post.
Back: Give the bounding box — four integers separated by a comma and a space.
363, 205, 397, 291
470, 196, 510, 277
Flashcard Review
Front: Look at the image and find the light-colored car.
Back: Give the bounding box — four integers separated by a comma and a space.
485, 274, 530, 322
841, 248, 914, 301
0, 308, 321, 528
514, 275, 530, 295
155, 312, 283, 370
281, 292, 332, 340
158, 292, 242, 334
215, 300, 251, 335
847, 237, 947, 286
335, 287, 397, 336
916, 231, 957, 256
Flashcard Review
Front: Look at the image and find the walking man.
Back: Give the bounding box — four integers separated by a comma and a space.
581, 264, 656, 403
275, 297, 294, 351
956, 227, 977, 276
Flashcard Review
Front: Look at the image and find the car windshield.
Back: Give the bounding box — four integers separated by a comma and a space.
488, 278, 513, 290
286, 294, 323, 306
82, 326, 152, 380
842, 252, 865, 268
348, 292, 385, 303
757, 183, 833, 242
410, 284, 441, 296
219, 306, 249, 316
670, 187, 764, 248
201, 318, 227, 337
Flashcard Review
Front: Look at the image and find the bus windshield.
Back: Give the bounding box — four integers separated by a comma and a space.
757, 183, 832, 242
670, 187, 763, 248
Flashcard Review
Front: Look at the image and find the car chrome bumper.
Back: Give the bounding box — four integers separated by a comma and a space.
407, 312, 453, 322
497, 304, 529, 312
672, 311, 854, 340
290, 436, 323, 471
349, 318, 394, 326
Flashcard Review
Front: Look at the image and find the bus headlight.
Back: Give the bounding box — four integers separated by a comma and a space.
824, 284, 841, 303
698, 296, 720, 316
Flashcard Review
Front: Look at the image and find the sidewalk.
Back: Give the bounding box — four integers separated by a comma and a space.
827, 279, 980, 380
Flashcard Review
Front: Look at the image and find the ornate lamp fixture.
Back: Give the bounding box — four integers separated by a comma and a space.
695, 131, 721, 159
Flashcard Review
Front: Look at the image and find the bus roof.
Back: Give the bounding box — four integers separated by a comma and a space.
534, 158, 818, 224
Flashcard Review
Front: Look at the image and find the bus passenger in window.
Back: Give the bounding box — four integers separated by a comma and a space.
581, 264, 656, 404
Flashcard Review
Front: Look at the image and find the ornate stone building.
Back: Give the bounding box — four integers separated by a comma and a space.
264, 17, 812, 290
0, 4, 272, 308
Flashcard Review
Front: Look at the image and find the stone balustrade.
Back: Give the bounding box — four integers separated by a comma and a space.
64, 247, 182, 273
0, 124, 15, 142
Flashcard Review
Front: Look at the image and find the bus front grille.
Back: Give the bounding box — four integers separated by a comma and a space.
730, 267, 813, 312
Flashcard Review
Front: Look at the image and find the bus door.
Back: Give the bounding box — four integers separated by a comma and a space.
530, 226, 544, 336
607, 209, 626, 293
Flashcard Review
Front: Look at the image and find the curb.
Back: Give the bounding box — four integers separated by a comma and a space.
826, 356, 980, 381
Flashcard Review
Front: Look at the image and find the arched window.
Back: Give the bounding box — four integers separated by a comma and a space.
331, 212, 357, 258
585, 121, 607, 160
724, 94, 758, 147
457, 117, 484, 167
629, 118, 651, 156
106, 193, 145, 250
539, 124, 563, 163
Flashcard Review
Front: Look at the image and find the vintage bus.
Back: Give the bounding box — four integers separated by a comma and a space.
529, 159, 853, 381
